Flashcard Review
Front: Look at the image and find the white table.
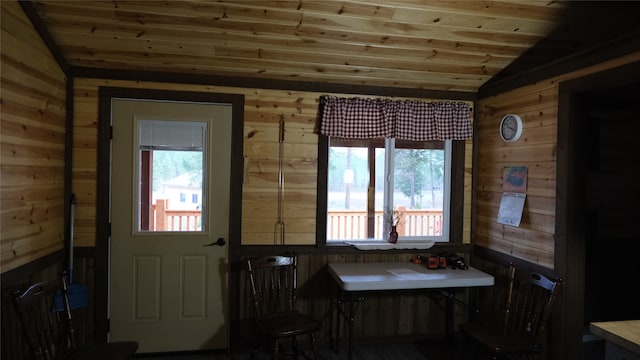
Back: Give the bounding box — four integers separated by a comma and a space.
327, 262, 494, 359
590, 320, 640, 360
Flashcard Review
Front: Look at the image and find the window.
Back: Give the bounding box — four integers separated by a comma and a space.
322, 137, 451, 243
136, 120, 206, 232
316, 96, 472, 245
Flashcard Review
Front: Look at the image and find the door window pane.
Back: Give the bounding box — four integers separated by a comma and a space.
136, 120, 206, 232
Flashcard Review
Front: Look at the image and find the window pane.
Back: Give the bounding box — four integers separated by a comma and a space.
136, 120, 206, 232
146, 150, 203, 231
393, 147, 444, 237
327, 146, 371, 240
326, 137, 448, 243
374, 147, 385, 238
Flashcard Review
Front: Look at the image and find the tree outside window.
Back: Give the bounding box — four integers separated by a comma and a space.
324, 138, 450, 242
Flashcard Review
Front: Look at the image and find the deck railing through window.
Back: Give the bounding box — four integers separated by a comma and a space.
151, 199, 201, 231
327, 209, 443, 240
152, 199, 442, 237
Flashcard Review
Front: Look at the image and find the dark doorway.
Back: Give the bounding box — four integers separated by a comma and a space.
582, 84, 640, 324
556, 62, 640, 359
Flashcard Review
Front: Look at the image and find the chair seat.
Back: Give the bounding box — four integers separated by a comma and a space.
60, 341, 139, 360
460, 323, 541, 355
258, 311, 321, 339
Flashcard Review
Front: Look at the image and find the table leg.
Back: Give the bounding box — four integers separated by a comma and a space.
444, 290, 454, 342
442, 288, 477, 342
348, 293, 356, 360
332, 288, 342, 354
332, 290, 363, 360
348, 293, 366, 360
468, 287, 481, 321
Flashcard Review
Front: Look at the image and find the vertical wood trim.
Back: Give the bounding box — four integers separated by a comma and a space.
63, 78, 74, 274
315, 135, 329, 247
95, 88, 112, 342
470, 103, 479, 249
450, 140, 466, 244
229, 96, 245, 258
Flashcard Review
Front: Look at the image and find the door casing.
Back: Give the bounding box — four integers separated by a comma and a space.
555, 61, 640, 359
96, 87, 244, 344
110, 99, 230, 352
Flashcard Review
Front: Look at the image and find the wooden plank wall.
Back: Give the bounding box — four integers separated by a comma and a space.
1, 4, 68, 356
1, 0, 477, 345
0, 1, 67, 273
473, 52, 640, 269
73, 80, 324, 246
1, 3, 67, 358
2, 0, 637, 351
0, 0, 475, 344
71, 78, 474, 343
72, 78, 474, 247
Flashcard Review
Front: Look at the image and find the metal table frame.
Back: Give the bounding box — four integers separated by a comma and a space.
328, 262, 495, 360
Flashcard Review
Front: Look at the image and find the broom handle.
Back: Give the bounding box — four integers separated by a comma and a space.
69, 193, 76, 283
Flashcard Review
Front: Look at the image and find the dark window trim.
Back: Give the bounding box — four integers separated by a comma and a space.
316, 135, 466, 246
316, 135, 329, 248
140, 150, 152, 230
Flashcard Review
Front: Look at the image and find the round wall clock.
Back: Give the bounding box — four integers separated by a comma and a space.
499, 114, 523, 142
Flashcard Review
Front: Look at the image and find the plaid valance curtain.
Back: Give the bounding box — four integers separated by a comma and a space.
319, 96, 472, 141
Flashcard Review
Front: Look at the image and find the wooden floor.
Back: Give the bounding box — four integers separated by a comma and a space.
134, 334, 606, 360
134, 337, 458, 360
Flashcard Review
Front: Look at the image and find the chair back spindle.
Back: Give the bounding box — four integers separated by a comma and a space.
12, 273, 139, 360
504, 266, 561, 342
12, 278, 73, 360
248, 255, 297, 317
460, 263, 563, 358
245, 255, 320, 360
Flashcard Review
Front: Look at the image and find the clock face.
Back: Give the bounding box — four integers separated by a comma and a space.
500, 114, 522, 142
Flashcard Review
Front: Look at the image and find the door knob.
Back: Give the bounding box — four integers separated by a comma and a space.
203, 238, 226, 247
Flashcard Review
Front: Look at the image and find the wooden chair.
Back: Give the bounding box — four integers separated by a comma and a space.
459, 263, 563, 360
246, 255, 321, 360
12, 273, 138, 360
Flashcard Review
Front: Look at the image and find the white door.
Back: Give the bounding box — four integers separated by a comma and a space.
109, 99, 231, 353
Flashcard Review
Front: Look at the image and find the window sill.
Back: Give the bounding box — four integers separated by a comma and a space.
342, 240, 435, 251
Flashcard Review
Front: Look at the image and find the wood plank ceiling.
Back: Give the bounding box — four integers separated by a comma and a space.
28, 1, 637, 92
